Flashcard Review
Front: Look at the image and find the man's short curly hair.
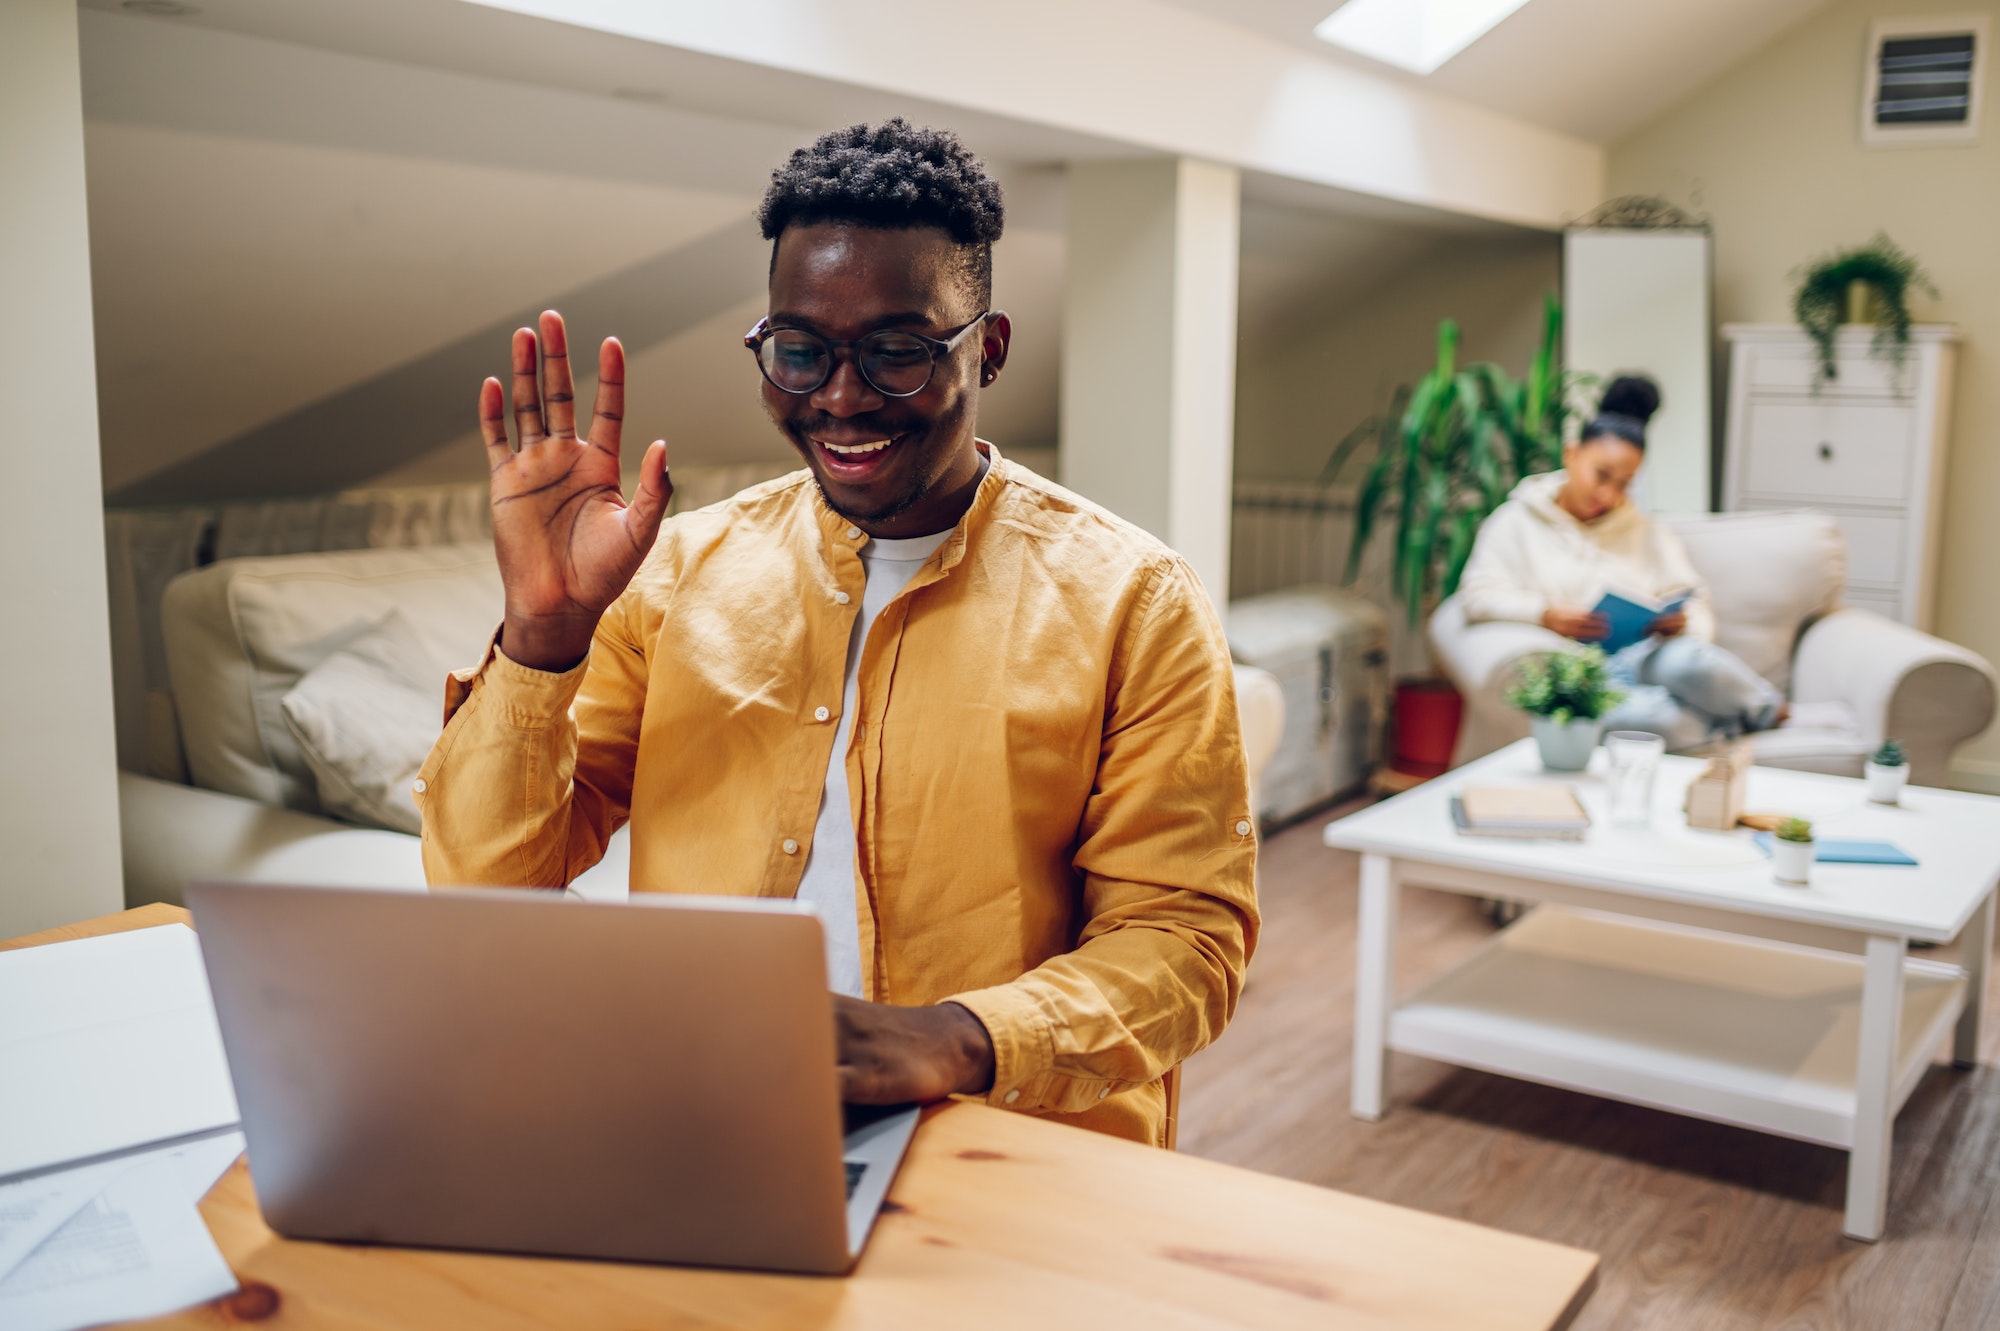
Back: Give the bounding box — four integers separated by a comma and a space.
758, 118, 1004, 308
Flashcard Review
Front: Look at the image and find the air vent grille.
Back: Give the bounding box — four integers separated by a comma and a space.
1876, 33, 1975, 125
1862, 17, 1987, 146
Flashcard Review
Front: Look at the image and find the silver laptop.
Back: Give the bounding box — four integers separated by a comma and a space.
184, 881, 918, 1275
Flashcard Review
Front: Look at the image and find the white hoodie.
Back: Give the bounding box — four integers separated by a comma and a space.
1457, 470, 1716, 642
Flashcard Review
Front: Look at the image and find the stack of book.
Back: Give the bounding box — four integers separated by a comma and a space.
1450, 785, 1592, 840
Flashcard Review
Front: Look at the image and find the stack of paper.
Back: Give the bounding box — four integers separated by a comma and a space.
0, 926, 245, 1331
1451, 785, 1593, 840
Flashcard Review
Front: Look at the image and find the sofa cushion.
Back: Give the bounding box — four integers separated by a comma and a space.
1662, 509, 1846, 694
281, 611, 440, 834
161, 543, 502, 812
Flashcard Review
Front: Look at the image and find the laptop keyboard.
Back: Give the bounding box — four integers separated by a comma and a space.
844, 1160, 867, 1200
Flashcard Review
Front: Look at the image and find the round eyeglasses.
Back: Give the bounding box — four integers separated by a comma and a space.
744, 312, 992, 398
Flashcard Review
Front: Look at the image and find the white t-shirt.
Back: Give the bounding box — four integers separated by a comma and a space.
794, 527, 953, 997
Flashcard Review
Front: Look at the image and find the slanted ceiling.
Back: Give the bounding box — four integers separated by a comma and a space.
87, 8, 1538, 505
1155, 0, 1836, 143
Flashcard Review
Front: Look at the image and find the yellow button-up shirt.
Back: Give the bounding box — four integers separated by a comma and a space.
417, 447, 1259, 1146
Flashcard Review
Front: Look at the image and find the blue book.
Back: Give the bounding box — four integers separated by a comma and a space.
1752, 834, 1919, 866
1593, 588, 1692, 655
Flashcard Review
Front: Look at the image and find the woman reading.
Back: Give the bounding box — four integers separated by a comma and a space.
1457, 375, 1785, 751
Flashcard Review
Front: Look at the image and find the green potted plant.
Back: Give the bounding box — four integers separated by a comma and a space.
1792, 233, 1938, 386
1325, 295, 1589, 776
1503, 647, 1624, 772
1772, 816, 1816, 886
1865, 739, 1908, 805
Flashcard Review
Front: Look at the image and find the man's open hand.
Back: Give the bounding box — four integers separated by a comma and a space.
481, 310, 672, 672
835, 998, 996, 1105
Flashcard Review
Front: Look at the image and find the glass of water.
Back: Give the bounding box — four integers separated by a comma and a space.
1605, 730, 1667, 828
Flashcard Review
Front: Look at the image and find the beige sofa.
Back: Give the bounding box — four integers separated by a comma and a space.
1428, 508, 1996, 784
112, 474, 1281, 908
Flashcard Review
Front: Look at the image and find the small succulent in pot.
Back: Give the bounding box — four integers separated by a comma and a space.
1771, 816, 1816, 886
1866, 739, 1910, 805
1506, 647, 1625, 772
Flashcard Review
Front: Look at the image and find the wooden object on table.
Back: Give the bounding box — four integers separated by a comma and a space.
12, 908, 1598, 1331
1683, 741, 1751, 830
1722, 323, 1958, 628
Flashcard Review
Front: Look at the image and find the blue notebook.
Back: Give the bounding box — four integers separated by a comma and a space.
1593, 588, 1692, 655
1752, 834, 1919, 866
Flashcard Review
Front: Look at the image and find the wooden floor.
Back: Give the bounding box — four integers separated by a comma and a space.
1178, 804, 2000, 1331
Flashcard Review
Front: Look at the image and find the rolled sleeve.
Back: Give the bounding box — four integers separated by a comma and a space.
419, 600, 647, 889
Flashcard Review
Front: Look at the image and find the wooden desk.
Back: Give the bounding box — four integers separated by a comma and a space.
6, 908, 1597, 1330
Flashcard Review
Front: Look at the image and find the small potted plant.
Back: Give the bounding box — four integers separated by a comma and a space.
1772, 817, 1817, 886
1505, 647, 1624, 772
1865, 739, 1909, 805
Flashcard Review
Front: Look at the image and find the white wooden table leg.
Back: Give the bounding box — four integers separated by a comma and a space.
1954, 889, 1993, 1069
1351, 853, 1398, 1121
1845, 933, 1906, 1242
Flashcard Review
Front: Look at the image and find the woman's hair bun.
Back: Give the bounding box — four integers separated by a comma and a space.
1599, 374, 1661, 424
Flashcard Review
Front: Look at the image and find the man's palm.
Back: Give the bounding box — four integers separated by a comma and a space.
480, 311, 670, 670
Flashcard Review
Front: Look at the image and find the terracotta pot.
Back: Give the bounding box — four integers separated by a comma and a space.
1392, 678, 1463, 777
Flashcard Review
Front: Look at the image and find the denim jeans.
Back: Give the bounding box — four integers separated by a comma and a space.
1602, 636, 1784, 753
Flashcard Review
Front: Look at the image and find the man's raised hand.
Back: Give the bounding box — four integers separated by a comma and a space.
480, 311, 671, 673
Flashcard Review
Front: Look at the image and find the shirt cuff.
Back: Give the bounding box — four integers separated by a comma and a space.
944, 981, 1052, 1109
441, 627, 591, 729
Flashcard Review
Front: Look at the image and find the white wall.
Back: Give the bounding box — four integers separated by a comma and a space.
1608, 0, 2000, 789
1063, 159, 1240, 606
1, 0, 125, 933
1234, 232, 1563, 483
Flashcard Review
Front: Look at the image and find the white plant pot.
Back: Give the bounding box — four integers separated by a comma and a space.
1772, 837, 1816, 886
1530, 714, 1601, 773
1865, 761, 1909, 805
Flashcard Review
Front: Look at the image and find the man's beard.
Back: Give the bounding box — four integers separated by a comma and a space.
813, 464, 939, 527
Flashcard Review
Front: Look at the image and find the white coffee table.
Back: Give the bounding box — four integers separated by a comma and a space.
1322, 740, 1999, 1242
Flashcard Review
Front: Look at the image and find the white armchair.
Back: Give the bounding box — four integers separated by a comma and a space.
1430, 509, 1997, 785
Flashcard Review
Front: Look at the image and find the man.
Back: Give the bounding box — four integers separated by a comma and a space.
419, 119, 1257, 1146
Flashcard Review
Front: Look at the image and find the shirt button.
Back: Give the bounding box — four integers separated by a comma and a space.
782, 838, 800, 855
1003, 1089, 1020, 1105
1098, 1086, 1111, 1100
814, 706, 831, 722
1235, 819, 1252, 836
835, 591, 851, 605
845, 526, 862, 540
412, 778, 427, 795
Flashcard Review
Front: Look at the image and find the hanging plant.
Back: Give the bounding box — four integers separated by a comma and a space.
1791, 233, 1938, 385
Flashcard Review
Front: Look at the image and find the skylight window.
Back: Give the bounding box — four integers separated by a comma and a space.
1313, 0, 1534, 74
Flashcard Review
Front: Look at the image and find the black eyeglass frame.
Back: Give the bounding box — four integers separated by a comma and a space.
743, 311, 996, 398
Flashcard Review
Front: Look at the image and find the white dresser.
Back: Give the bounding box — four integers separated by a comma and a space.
1722, 323, 1958, 629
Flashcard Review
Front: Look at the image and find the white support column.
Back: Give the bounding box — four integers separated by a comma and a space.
0, 0, 125, 933
1060, 158, 1239, 609
1351, 853, 1400, 1121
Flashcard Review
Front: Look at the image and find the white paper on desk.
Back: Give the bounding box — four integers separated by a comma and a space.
0, 925, 239, 1180
0, 1132, 245, 1286
0, 1132, 244, 1331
